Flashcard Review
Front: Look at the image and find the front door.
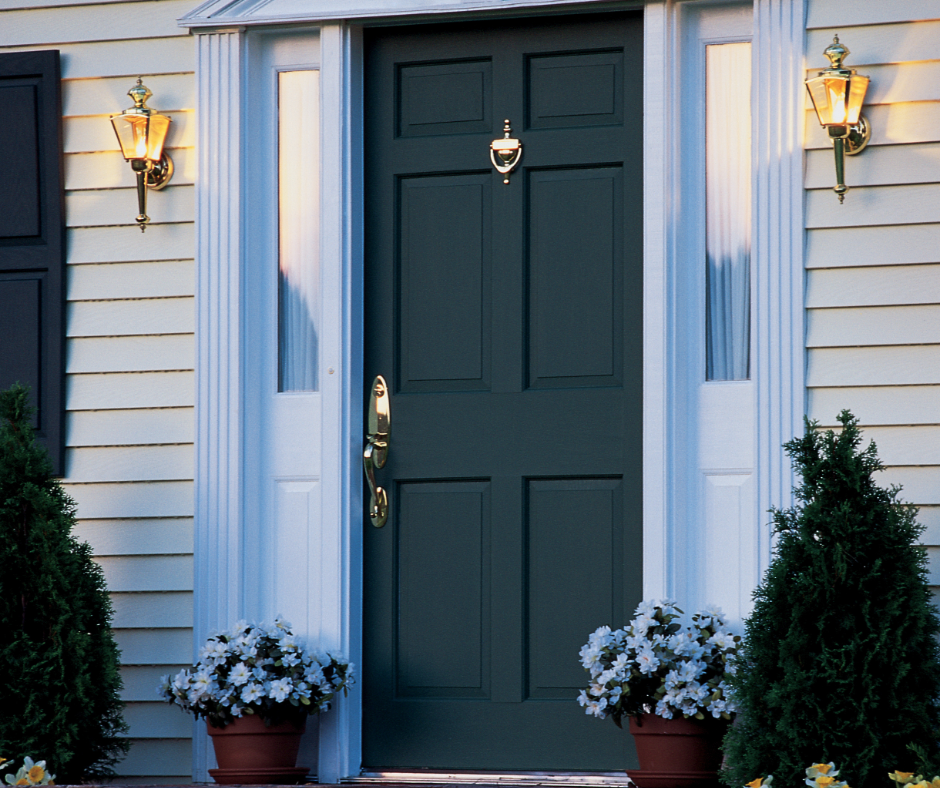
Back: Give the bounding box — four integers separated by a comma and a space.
363, 12, 643, 771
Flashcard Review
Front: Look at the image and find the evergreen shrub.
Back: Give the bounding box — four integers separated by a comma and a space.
0, 384, 129, 782
722, 411, 940, 788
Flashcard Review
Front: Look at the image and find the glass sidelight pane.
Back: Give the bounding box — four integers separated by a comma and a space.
705, 42, 751, 381
278, 69, 320, 392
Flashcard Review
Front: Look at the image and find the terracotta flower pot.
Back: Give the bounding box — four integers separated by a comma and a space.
207, 714, 309, 785
625, 713, 728, 788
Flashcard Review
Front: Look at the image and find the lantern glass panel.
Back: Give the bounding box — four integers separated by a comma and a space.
806, 76, 834, 126
846, 74, 870, 125
110, 113, 150, 161
145, 113, 171, 161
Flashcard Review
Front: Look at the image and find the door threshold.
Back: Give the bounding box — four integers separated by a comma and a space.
348, 772, 634, 787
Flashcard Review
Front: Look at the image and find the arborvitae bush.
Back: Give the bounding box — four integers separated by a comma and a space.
0, 384, 129, 782
722, 411, 940, 788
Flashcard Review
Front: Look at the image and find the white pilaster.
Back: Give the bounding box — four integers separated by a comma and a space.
193, 27, 246, 781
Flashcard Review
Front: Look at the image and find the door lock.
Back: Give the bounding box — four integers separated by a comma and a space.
363, 375, 391, 527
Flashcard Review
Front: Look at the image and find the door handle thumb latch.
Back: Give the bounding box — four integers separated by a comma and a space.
363, 375, 391, 527
490, 120, 522, 184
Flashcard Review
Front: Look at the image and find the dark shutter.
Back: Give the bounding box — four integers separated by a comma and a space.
0, 50, 66, 475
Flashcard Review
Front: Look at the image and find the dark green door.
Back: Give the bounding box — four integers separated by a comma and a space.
363, 12, 643, 771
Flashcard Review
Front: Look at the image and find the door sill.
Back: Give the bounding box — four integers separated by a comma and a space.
347, 772, 633, 787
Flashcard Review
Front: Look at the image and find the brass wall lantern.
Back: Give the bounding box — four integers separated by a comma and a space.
110, 78, 173, 231
805, 35, 871, 203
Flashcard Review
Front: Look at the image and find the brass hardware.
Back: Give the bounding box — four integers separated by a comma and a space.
110, 78, 174, 231
805, 35, 871, 203
363, 375, 391, 528
490, 120, 522, 184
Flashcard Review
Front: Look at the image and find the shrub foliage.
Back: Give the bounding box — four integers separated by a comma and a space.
0, 384, 129, 781
722, 411, 940, 788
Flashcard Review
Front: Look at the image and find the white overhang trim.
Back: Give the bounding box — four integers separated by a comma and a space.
179, 0, 635, 28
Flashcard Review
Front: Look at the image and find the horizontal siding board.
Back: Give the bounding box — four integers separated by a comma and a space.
114, 738, 193, 777
68, 184, 195, 228
95, 554, 193, 592
805, 143, 940, 189
806, 305, 940, 347
808, 0, 940, 27
67, 407, 194, 446
919, 506, 940, 545
75, 518, 194, 556
806, 184, 940, 229
0, 37, 194, 79
66, 110, 192, 153
0, 0, 195, 46
67, 335, 194, 373
62, 480, 194, 518
124, 702, 193, 739
860, 426, 940, 466
806, 224, 940, 269
929, 547, 940, 586
807, 346, 940, 386
122, 665, 192, 702
806, 102, 940, 149
64, 73, 194, 117
69, 223, 194, 264
807, 21, 940, 66
809, 385, 940, 426
111, 591, 193, 628
65, 444, 194, 483
68, 260, 195, 301
67, 371, 194, 409
67, 148, 195, 191
67, 296, 195, 337
806, 265, 940, 307
116, 627, 193, 665
875, 466, 940, 505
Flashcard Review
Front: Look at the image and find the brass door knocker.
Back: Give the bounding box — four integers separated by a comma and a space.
490, 120, 522, 184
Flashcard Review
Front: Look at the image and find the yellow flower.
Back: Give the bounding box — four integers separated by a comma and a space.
746, 778, 772, 788
890, 774, 916, 785
813, 765, 833, 776
27, 766, 44, 784
816, 776, 836, 787
16, 779, 28, 786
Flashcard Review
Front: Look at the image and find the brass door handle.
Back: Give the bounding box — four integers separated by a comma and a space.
363, 375, 391, 527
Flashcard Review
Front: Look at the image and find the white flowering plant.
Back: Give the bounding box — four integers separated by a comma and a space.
158, 617, 354, 729
1, 757, 55, 786
578, 600, 740, 727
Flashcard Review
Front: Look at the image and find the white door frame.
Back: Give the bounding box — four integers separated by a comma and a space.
182, 0, 805, 781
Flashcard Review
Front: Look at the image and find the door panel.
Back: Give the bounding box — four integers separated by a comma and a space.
364, 13, 642, 770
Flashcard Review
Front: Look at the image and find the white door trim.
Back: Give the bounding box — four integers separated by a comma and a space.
187, 0, 804, 781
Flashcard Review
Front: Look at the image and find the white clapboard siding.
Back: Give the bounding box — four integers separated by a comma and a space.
95, 555, 194, 593
113, 738, 194, 777
807, 21, 940, 66
68, 408, 195, 446
67, 184, 195, 227
63, 481, 194, 519
809, 0, 940, 28
805, 102, 940, 149
67, 371, 194, 409
125, 702, 196, 738
111, 591, 194, 629
74, 518, 194, 556
809, 386, 940, 427
66, 110, 193, 153
66, 444, 194, 483
805, 143, 940, 189
69, 223, 195, 263
0, 1, 195, 46
807, 265, 940, 307
806, 183, 940, 229
63, 73, 195, 117
0, 37, 195, 79
807, 346, 940, 387
860, 427, 940, 466
928, 548, 940, 586
806, 223, 940, 269
67, 335, 194, 373
122, 665, 191, 702
67, 148, 196, 191
805, 62, 940, 107
806, 304, 940, 347
116, 628, 193, 665
68, 296, 196, 337
917, 507, 940, 543
876, 467, 940, 505
68, 260, 195, 301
